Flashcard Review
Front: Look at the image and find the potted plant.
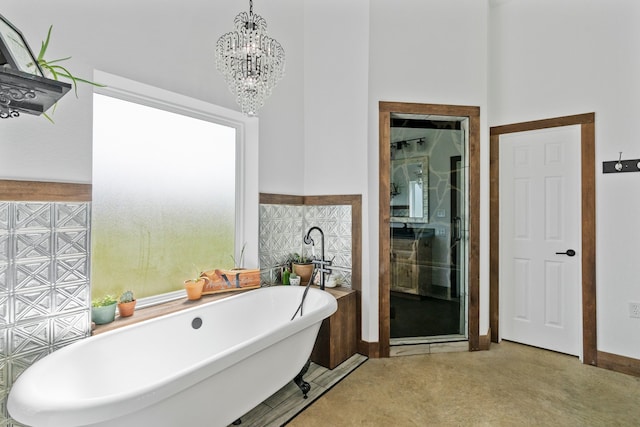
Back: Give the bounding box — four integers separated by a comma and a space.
117, 290, 136, 317
289, 271, 301, 286
91, 295, 117, 325
184, 267, 208, 300
291, 253, 314, 284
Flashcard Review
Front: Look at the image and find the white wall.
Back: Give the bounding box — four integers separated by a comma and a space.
0, 0, 304, 189
1, 0, 491, 345
300, 0, 374, 337
367, 0, 490, 341
26, 0, 640, 359
489, 0, 640, 359
302, 0, 370, 197
255, 1, 305, 195
3, 0, 635, 360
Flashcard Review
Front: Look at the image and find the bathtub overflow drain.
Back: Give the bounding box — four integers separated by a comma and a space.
191, 317, 203, 329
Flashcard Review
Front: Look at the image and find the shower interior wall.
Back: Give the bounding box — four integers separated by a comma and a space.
391, 127, 464, 292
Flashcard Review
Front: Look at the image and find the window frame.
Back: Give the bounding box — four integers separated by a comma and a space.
92, 70, 259, 307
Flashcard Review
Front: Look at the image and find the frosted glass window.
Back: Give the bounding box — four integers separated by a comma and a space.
92, 94, 236, 299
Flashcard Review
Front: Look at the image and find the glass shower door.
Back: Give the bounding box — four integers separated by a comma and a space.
389, 114, 468, 344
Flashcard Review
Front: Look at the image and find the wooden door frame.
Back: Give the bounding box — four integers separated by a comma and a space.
379, 101, 481, 357
489, 113, 597, 366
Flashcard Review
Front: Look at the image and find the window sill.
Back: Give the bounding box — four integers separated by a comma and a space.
92, 290, 252, 335
91, 285, 354, 336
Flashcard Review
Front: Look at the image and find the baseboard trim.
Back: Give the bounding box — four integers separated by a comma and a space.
358, 340, 380, 358
597, 351, 640, 377
478, 328, 492, 351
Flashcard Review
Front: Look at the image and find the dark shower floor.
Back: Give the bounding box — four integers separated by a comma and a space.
390, 293, 461, 338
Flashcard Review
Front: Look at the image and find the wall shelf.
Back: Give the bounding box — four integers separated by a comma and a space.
0, 67, 71, 118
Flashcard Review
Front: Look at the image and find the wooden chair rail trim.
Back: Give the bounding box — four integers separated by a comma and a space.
0, 179, 92, 202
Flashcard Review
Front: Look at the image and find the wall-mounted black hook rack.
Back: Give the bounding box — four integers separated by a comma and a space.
602, 155, 640, 174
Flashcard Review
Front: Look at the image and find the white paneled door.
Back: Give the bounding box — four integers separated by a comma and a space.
500, 126, 582, 357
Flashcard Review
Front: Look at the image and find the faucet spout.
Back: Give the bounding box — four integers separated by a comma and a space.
303, 226, 322, 246
303, 226, 331, 290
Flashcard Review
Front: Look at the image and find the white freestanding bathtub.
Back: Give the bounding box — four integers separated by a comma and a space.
8, 286, 337, 427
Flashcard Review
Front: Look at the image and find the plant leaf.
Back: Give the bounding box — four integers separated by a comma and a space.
38, 25, 53, 61
34, 23, 108, 120
64, 75, 106, 87
47, 64, 81, 96
44, 56, 72, 65
42, 111, 55, 124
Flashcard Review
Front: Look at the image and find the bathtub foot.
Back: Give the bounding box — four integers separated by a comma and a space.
293, 359, 311, 399
232, 419, 242, 425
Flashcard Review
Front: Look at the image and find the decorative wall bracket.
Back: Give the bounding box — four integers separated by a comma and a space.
0, 67, 71, 119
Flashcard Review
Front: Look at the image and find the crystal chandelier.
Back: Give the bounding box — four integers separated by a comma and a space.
215, 0, 285, 116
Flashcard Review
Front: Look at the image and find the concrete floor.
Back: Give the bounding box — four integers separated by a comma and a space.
288, 341, 640, 426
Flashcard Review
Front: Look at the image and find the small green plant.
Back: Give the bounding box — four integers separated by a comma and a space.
187, 264, 204, 283
230, 242, 247, 269
35, 26, 104, 96
29, 25, 105, 122
185, 264, 203, 283
119, 290, 135, 304
92, 294, 117, 307
291, 253, 312, 264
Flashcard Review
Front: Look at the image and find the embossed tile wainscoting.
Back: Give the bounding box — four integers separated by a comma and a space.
259, 195, 355, 289
0, 200, 91, 427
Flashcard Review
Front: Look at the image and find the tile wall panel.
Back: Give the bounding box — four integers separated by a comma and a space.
259, 204, 352, 288
0, 202, 91, 426
259, 204, 304, 269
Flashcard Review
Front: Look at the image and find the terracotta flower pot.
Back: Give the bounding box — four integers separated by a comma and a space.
117, 300, 136, 317
184, 278, 207, 300
292, 263, 314, 285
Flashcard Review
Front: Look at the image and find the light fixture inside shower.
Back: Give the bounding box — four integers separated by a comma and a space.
391, 137, 426, 151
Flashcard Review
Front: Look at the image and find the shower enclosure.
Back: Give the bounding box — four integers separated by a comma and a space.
388, 113, 469, 345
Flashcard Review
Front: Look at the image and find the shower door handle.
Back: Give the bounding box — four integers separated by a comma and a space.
453, 217, 462, 242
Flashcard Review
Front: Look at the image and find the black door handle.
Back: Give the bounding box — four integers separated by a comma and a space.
555, 249, 576, 257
